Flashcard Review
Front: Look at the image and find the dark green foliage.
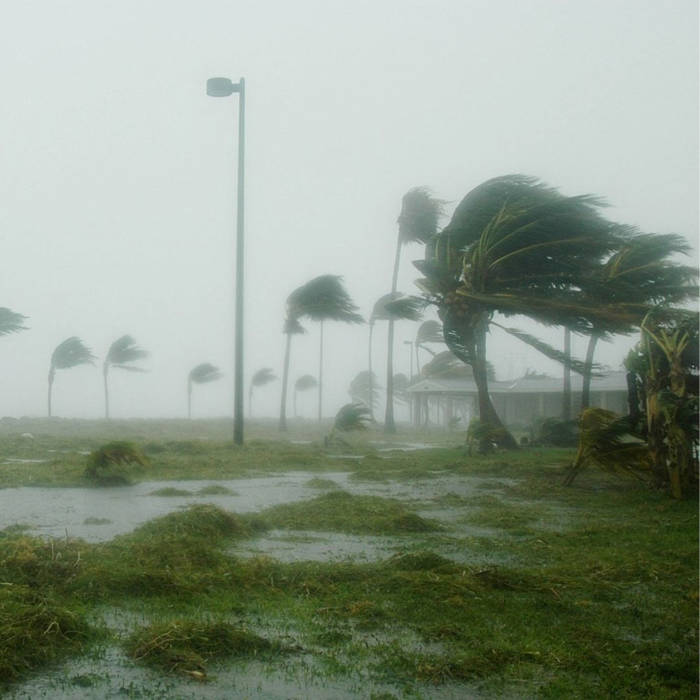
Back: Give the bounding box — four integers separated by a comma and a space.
188, 363, 223, 385
465, 419, 512, 455
534, 417, 579, 447
371, 293, 423, 323
84, 441, 148, 483
104, 335, 149, 371
50, 337, 96, 371
287, 275, 363, 324
0, 307, 27, 337
251, 367, 276, 387
125, 620, 277, 679
397, 186, 446, 244
333, 403, 372, 432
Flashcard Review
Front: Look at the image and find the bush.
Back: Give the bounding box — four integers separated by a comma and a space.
84, 441, 148, 485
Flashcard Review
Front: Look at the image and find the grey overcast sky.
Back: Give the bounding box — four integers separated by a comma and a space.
0, 0, 697, 420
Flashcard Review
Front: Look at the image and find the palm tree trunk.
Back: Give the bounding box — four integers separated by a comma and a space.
248, 385, 254, 418
562, 327, 571, 420
471, 324, 518, 449
580, 332, 600, 412
368, 322, 375, 420
317, 321, 324, 423
384, 319, 396, 433
187, 378, 192, 419
47, 369, 54, 418
293, 387, 298, 417
103, 364, 110, 420
279, 332, 292, 432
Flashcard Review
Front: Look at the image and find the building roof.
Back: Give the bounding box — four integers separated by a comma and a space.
407, 370, 628, 395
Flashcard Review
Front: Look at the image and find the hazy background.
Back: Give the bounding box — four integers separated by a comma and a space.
0, 0, 697, 420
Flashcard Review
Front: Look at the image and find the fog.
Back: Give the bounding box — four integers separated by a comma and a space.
0, 0, 697, 420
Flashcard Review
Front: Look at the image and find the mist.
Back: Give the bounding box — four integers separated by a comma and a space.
1, 0, 697, 420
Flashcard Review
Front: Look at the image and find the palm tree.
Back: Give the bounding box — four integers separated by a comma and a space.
281, 275, 363, 428
48, 337, 95, 417
325, 403, 372, 446
293, 374, 317, 417
416, 174, 626, 447
103, 335, 149, 419
249, 367, 276, 417
0, 308, 27, 337
384, 188, 444, 432
578, 233, 698, 411
370, 293, 423, 432
349, 370, 381, 412
188, 363, 223, 419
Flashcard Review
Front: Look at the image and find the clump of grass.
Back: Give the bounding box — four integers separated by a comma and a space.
125, 620, 279, 679
385, 551, 455, 571
197, 484, 236, 496
260, 491, 440, 535
84, 441, 148, 485
149, 487, 193, 497
0, 586, 93, 686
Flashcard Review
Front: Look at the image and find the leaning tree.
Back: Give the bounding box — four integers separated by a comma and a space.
48, 337, 95, 418
0, 308, 27, 337
369, 293, 423, 431
415, 175, 628, 448
103, 335, 149, 419
279, 275, 363, 430
187, 363, 223, 419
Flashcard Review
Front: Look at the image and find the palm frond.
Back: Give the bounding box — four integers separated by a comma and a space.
492, 323, 602, 376
251, 367, 277, 387
111, 364, 149, 373
415, 320, 443, 345
371, 293, 424, 322
105, 335, 149, 369
294, 374, 318, 392
333, 403, 372, 432
0, 308, 28, 337
421, 350, 495, 380
189, 363, 223, 384
398, 187, 446, 244
50, 337, 96, 370
287, 275, 364, 324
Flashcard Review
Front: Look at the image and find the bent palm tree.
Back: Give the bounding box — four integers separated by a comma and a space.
293, 374, 317, 417
285, 275, 363, 425
48, 337, 96, 417
249, 367, 276, 417
370, 293, 423, 432
385, 188, 444, 433
0, 308, 27, 337
188, 363, 223, 419
103, 335, 149, 419
415, 174, 625, 447
578, 233, 698, 411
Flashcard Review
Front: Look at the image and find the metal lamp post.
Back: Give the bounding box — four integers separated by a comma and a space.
206, 76, 246, 445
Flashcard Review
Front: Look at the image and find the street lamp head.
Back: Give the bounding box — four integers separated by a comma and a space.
206, 77, 240, 97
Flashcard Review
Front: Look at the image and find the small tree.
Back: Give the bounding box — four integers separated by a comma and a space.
349, 370, 381, 412
188, 363, 223, 419
103, 335, 149, 419
48, 337, 95, 417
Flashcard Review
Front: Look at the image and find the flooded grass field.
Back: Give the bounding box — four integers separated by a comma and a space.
0, 419, 697, 698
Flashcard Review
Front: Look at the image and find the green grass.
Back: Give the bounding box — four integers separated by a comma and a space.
0, 420, 697, 697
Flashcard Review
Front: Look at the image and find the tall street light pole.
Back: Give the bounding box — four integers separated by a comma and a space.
207, 76, 246, 445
